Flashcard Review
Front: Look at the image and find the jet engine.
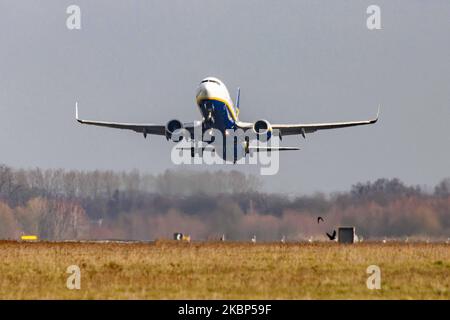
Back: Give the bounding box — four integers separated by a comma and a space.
165, 119, 184, 141
252, 119, 273, 141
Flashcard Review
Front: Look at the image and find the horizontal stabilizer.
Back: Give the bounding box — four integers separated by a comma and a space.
176, 146, 300, 152
248, 146, 300, 152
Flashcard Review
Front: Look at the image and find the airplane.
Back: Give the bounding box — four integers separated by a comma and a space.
76, 76, 379, 161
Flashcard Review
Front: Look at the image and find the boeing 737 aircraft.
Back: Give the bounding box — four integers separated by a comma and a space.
76, 77, 379, 161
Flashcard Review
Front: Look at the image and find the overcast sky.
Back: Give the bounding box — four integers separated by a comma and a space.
0, 1, 449, 194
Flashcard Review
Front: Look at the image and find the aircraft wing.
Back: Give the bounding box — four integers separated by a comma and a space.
76, 103, 170, 137
236, 107, 379, 138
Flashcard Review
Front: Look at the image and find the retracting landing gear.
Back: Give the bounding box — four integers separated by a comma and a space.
204, 102, 215, 126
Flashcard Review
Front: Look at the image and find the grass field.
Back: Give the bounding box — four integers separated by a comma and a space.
0, 240, 448, 299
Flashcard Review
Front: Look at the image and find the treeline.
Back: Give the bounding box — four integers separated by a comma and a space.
0, 164, 448, 240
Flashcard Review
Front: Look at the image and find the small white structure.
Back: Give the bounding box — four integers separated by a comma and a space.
174, 233, 183, 241
251, 235, 256, 243
281, 235, 286, 243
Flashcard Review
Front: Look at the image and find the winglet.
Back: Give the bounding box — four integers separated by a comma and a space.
371, 104, 381, 123
75, 101, 81, 122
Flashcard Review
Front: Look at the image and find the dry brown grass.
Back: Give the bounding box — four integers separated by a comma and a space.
0, 240, 448, 299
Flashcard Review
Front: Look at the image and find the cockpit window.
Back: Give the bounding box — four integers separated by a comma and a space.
201, 79, 220, 85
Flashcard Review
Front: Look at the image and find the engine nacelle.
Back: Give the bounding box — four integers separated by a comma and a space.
252, 119, 272, 141
165, 119, 184, 141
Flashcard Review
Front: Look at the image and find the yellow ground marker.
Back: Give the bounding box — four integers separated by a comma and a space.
20, 235, 38, 241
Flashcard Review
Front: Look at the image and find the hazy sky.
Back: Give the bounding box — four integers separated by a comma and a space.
0, 1, 449, 194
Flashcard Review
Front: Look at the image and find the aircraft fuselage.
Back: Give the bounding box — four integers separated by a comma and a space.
195, 77, 239, 133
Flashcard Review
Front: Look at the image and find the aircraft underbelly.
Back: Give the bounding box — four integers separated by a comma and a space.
198, 99, 236, 132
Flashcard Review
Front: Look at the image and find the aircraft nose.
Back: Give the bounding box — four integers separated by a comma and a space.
198, 83, 213, 98
198, 88, 207, 97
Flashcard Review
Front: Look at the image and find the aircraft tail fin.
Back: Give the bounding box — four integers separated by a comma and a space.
235, 87, 240, 117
